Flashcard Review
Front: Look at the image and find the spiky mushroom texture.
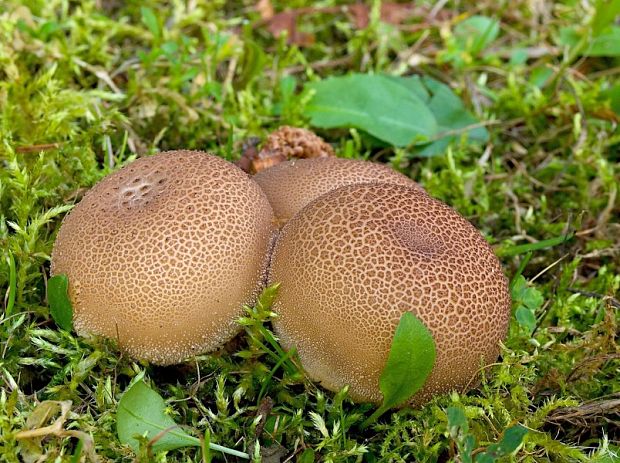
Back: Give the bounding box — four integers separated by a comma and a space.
254, 157, 425, 227
268, 183, 510, 405
51, 150, 275, 365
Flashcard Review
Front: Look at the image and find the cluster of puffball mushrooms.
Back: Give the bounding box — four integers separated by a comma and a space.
51, 127, 511, 407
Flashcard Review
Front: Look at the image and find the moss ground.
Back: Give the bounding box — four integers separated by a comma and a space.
0, 1, 618, 461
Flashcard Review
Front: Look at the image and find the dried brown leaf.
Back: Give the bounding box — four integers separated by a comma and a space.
347, 2, 436, 29
16, 401, 99, 462
265, 10, 315, 46
256, 0, 274, 20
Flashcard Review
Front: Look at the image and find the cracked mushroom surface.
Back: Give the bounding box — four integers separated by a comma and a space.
268, 183, 510, 405
51, 150, 275, 365
254, 157, 425, 226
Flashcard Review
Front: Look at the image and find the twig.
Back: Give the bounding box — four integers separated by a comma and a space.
545, 393, 620, 426
530, 253, 570, 283
15, 143, 62, 153
278, 56, 353, 75
429, 0, 450, 20
567, 354, 620, 383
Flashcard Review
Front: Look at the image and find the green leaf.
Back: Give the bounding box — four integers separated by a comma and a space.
274, 75, 297, 116
447, 406, 469, 437
591, 0, 620, 36
475, 425, 528, 462
6, 253, 16, 317
379, 312, 436, 407
256, 283, 280, 310
47, 274, 73, 331
161, 41, 178, 56
558, 26, 581, 49
447, 407, 474, 463
509, 48, 529, 66
305, 74, 437, 147
475, 453, 494, 463
298, 448, 315, 463
559, 25, 620, 56
117, 379, 250, 458
117, 379, 200, 453
515, 306, 537, 334
511, 275, 543, 311
454, 16, 500, 55
462, 435, 475, 463
236, 40, 266, 89
521, 288, 544, 311
496, 425, 528, 453
587, 26, 620, 56
529, 67, 554, 89
70, 439, 84, 463
509, 253, 532, 290
511, 275, 543, 333
140, 7, 160, 40
394, 76, 489, 157
495, 233, 573, 257
361, 312, 436, 428
602, 83, 620, 115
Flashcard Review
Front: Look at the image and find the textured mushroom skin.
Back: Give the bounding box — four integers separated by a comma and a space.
253, 157, 425, 227
51, 150, 275, 365
268, 183, 510, 405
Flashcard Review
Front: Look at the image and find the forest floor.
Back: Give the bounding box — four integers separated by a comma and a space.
0, 1, 619, 462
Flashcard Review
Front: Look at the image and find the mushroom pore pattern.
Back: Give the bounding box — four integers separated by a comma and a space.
268, 183, 511, 405
254, 157, 425, 226
51, 151, 275, 365
51, 151, 510, 406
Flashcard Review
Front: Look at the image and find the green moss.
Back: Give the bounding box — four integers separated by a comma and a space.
0, 0, 618, 461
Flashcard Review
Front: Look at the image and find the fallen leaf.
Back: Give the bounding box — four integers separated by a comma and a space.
381, 2, 422, 25
265, 10, 315, 46
16, 401, 99, 462
254, 397, 274, 438
347, 2, 433, 29
259, 4, 449, 46
256, 0, 274, 20
347, 4, 371, 29
236, 136, 261, 173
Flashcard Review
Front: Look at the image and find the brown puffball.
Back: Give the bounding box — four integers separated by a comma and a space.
254, 157, 424, 226
268, 183, 510, 405
51, 151, 275, 365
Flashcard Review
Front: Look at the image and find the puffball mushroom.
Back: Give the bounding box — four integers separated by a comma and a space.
268, 183, 510, 405
51, 150, 275, 365
254, 157, 425, 226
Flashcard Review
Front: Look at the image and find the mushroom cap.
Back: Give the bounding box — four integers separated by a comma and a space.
51, 150, 275, 365
268, 183, 510, 405
253, 157, 424, 226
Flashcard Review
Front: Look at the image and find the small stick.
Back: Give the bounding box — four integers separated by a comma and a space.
15, 143, 61, 153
